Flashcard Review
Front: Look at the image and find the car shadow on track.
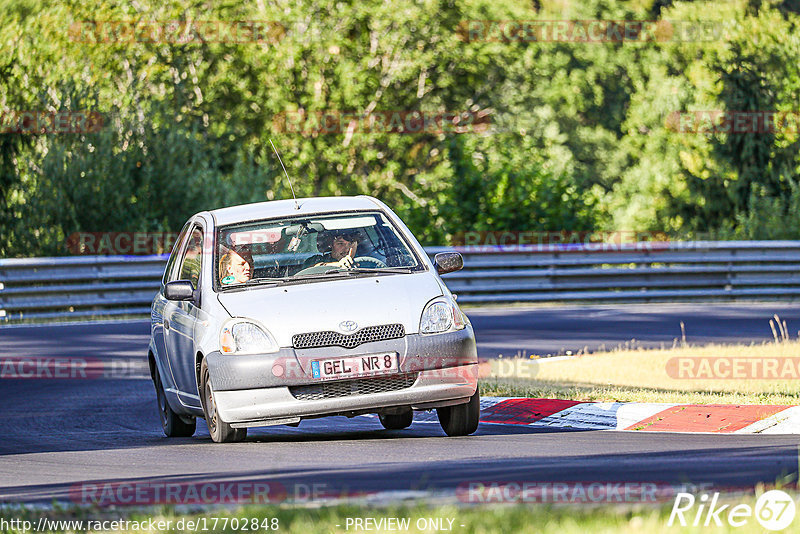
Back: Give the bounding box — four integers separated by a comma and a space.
0, 407, 587, 457
240, 417, 588, 444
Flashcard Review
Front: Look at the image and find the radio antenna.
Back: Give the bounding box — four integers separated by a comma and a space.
269, 138, 299, 210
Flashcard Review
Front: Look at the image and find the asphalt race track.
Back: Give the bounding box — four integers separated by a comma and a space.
1, 302, 799, 506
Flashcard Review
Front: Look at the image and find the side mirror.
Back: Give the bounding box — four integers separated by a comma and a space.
164, 280, 196, 301
433, 252, 463, 275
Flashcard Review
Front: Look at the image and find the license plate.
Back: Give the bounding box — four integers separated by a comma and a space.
311, 352, 398, 379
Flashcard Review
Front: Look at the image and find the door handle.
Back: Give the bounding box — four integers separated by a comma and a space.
164, 319, 170, 330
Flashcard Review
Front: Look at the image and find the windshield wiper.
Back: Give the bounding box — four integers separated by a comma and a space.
294, 271, 354, 279
222, 277, 287, 290
223, 270, 413, 291
324, 267, 414, 275
245, 277, 289, 284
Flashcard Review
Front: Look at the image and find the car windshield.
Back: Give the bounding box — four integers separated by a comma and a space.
215, 211, 423, 288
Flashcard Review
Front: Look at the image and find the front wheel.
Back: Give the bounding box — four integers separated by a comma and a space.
200, 358, 247, 443
153, 364, 196, 437
437, 390, 480, 436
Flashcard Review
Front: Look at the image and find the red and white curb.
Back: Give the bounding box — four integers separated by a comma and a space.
406, 398, 800, 433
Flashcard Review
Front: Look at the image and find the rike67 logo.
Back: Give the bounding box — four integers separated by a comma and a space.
668, 490, 796, 531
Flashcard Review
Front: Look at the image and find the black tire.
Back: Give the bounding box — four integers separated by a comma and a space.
153, 364, 196, 438
437, 390, 480, 437
200, 358, 247, 443
379, 409, 414, 430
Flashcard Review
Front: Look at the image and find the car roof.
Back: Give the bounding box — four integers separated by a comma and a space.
207, 196, 384, 226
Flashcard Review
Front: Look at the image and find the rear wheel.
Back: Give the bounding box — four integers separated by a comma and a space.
437, 390, 480, 436
379, 408, 413, 430
200, 358, 247, 443
153, 364, 196, 437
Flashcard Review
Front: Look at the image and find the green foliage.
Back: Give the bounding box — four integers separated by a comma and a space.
1, 0, 800, 257
616, 0, 800, 237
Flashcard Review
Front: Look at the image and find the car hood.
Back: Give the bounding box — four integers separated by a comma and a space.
216, 272, 442, 347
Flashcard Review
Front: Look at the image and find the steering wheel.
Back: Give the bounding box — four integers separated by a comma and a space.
353, 256, 387, 268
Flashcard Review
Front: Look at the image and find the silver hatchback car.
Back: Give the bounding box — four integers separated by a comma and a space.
149, 196, 479, 442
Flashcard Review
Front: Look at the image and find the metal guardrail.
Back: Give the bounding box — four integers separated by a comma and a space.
1, 241, 799, 323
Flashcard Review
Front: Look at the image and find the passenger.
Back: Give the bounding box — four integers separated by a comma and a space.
219, 245, 253, 284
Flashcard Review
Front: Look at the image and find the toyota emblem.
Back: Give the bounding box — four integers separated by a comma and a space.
339, 320, 358, 333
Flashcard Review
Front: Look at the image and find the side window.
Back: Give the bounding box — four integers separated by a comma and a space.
162, 221, 191, 285
177, 227, 204, 289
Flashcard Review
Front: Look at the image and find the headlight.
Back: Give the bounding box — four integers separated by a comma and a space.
419, 297, 466, 334
220, 320, 278, 354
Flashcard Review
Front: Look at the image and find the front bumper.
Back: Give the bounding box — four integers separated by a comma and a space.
205, 326, 477, 390
205, 327, 478, 426
212, 363, 478, 426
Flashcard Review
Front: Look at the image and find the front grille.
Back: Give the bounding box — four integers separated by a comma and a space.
293, 323, 405, 349
289, 373, 418, 401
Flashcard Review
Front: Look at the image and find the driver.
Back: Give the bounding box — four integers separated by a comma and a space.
219, 245, 253, 284
308, 230, 359, 270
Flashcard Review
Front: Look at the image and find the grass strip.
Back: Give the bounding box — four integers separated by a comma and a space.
479, 340, 800, 405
